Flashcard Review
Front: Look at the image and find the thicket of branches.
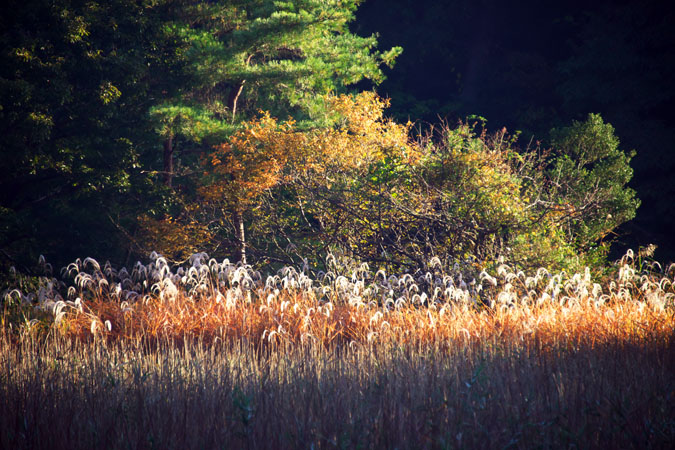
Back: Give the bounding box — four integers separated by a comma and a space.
142, 95, 638, 273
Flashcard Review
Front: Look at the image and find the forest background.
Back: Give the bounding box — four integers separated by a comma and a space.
1, 0, 672, 275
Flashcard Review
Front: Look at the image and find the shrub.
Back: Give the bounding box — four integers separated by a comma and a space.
144, 97, 638, 273
548, 113, 640, 254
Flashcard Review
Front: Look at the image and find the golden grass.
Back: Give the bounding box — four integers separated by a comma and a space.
36, 251, 672, 353
2, 251, 675, 448
62, 289, 674, 354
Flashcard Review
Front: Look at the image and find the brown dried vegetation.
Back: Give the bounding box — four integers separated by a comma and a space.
2, 250, 674, 449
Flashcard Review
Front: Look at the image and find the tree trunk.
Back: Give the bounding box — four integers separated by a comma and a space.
228, 81, 245, 122
233, 209, 247, 265
163, 135, 174, 188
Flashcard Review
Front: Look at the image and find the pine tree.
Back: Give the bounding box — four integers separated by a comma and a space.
150, 1, 401, 187
145, 0, 401, 263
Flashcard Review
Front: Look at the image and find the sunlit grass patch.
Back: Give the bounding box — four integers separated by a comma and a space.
4, 250, 673, 348
1, 250, 674, 448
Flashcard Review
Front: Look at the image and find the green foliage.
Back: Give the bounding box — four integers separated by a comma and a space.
133, 0, 402, 261
356, 0, 672, 262
252, 114, 639, 272
0, 0, 176, 267
153, 0, 402, 147
554, 1, 675, 261
0, 0, 400, 268
549, 113, 640, 251
0, 1, 640, 275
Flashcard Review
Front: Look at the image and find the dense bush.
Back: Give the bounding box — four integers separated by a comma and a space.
311, 113, 637, 272
137, 94, 638, 273
548, 114, 640, 258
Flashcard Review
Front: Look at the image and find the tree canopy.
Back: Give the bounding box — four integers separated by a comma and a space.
0, 0, 401, 269
0, 0, 644, 274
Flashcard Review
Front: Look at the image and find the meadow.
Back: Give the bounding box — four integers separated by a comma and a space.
2, 250, 674, 449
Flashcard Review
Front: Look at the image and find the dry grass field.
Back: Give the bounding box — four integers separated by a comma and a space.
2, 251, 674, 449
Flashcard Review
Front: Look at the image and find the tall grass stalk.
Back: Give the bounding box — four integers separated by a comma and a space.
2, 251, 675, 448
2, 305, 674, 449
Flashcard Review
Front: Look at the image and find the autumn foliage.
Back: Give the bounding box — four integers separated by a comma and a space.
200, 92, 412, 200
133, 90, 638, 275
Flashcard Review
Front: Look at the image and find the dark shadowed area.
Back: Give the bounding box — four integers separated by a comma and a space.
354, 0, 675, 262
